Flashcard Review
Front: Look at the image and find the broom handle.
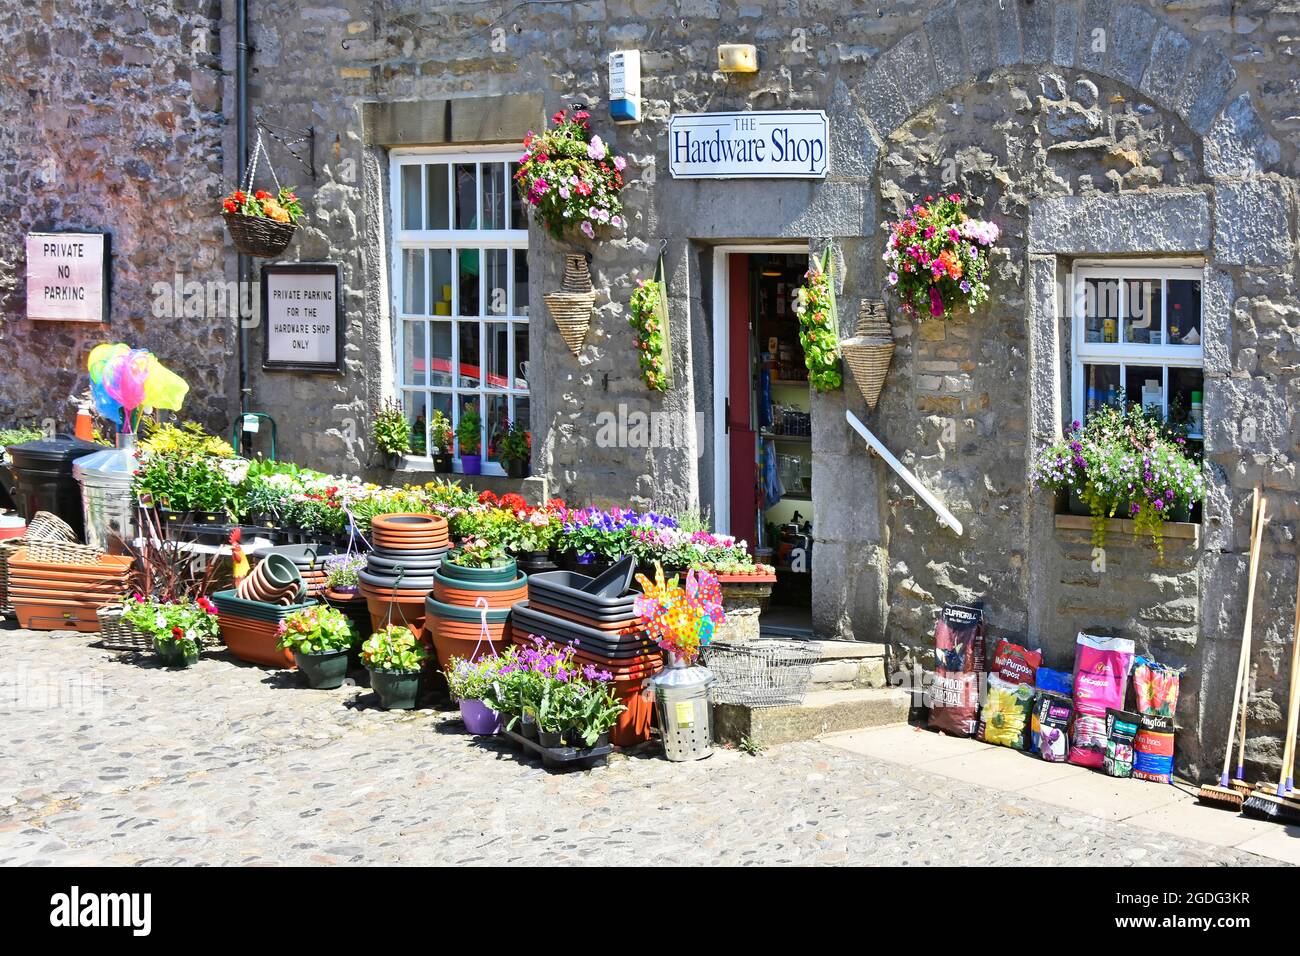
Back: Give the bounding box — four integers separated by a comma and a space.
1236, 495, 1266, 784
1280, 553, 1300, 794
1220, 488, 1261, 786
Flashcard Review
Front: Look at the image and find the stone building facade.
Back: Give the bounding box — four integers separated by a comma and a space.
3, 0, 1298, 781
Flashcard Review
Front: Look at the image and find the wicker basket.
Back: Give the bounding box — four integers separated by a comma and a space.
26, 538, 104, 566
26, 511, 76, 543
223, 211, 296, 258
545, 254, 597, 355
97, 605, 154, 652
841, 298, 894, 409
0, 536, 26, 615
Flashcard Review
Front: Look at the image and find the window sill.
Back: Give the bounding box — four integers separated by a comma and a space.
1054, 513, 1200, 546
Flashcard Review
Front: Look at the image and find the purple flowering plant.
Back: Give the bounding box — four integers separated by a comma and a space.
515, 109, 628, 239
481, 636, 624, 743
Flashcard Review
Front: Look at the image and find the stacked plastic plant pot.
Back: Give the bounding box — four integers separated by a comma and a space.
259, 544, 336, 597
7, 546, 134, 632
424, 554, 528, 669
511, 557, 663, 747
359, 514, 449, 635
213, 554, 313, 667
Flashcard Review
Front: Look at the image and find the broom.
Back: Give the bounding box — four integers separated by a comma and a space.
1242, 548, 1300, 822
1199, 488, 1265, 810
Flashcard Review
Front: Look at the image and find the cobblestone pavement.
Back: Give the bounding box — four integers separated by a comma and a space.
0, 625, 1268, 866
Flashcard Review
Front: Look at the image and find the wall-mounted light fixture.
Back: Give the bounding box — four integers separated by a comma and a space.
717, 43, 758, 73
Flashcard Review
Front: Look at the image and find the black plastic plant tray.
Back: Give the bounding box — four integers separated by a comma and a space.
500, 728, 611, 770
526, 570, 640, 609
511, 603, 656, 657
524, 589, 639, 622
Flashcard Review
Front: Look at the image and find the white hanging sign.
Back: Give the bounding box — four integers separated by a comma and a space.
25, 231, 109, 322
667, 110, 829, 179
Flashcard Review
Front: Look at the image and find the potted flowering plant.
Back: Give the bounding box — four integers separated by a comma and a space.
446, 538, 512, 572
1030, 404, 1205, 559
793, 253, 843, 392
883, 193, 999, 320
373, 398, 410, 470
493, 418, 531, 479
276, 605, 356, 689
122, 597, 219, 669
457, 406, 482, 475
221, 186, 306, 259
430, 410, 454, 473
446, 647, 517, 735
360, 624, 430, 709
514, 108, 628, 240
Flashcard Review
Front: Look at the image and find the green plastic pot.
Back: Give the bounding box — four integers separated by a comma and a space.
154, 636, 199, 669
368, 668, 421, 710
294, 648, 350, 689
438, 555, 518, 584
431, 568, 528, 594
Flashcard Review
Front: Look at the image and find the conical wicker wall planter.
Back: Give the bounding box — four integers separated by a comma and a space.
545, 254, 597, 355
841, 298, 894, 409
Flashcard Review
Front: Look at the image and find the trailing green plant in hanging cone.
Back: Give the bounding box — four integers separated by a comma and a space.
1030, 404, 1205, 560
629, 276, 670, 391
883, 193, 999, 320
793, 256, 843, 392
515, 109, 628, 240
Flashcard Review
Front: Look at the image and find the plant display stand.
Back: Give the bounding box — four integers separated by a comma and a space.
499, 728, 612, 770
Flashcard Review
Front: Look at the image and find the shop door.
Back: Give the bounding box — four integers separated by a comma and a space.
727, 253, 757, 547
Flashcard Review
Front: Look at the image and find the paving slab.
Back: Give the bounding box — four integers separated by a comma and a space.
825, 723, 995, 763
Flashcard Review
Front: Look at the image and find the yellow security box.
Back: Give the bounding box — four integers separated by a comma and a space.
717, 43, 758, 73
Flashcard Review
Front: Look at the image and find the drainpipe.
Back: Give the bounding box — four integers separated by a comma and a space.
236, 0, 251, 415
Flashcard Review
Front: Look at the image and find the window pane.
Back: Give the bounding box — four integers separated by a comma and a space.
486, 393, 510, 461
509, 162, 524, 230
514, 324, 530, 389
513, 395, 530, 433
484, 322, 510, 390
402, 390, 428, 456
481, 162, 507, 230
1167, 279, 1202, 346
458, 395, 483, 457
401, 165, 422, 229
1083, 363, 1121, 418
426, 164, 450, 230
484, 249, 509, 316
1125, 365, 1165, 416
454, 163, 477, 230
1124, 278, 1161, 345
429, 392, 453, 454
401, 249, 426, 315
403, 320, 426, 387
1082, 277, 1119, 344
513, 249, 530, 316
458, 247, 481, 316
1168, 368, 1205, 437
430, 248, 452, 316
458, 321, 481, 388
428, 321, 453, 387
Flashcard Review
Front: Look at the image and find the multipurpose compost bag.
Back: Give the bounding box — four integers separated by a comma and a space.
977, 674, 1035, 749
927, 603, 985, 737
1069, 632, 1136, 768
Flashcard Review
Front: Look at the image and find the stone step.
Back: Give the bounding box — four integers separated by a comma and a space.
713, 687, 910, 748
807, 639, 887, 690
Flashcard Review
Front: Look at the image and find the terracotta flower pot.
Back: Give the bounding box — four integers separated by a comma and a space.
423, 617, 509, 669
371, 513, 448, 535
217, 613, 296, 668
431, 573, 528, 610
360, 584, 428, 636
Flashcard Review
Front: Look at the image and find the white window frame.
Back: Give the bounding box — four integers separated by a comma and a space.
1070, 261, 1204, 436
389, 145, 529, 475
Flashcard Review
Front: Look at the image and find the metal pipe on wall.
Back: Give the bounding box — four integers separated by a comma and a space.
235, 0, 250, 414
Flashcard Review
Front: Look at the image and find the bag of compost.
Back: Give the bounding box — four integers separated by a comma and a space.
927, 603, 985, 737
1103, 708, 1141, 778
977, 674, 1035, 749
1030, 667, 1073, 753
1035, 692, 1073, 762
1069, 632, 1135, 768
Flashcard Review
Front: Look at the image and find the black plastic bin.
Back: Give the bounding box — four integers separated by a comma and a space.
6, 435, 100, 541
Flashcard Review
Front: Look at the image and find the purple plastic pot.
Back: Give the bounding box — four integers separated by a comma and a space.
460, 698, 503, 735
461, 454, 482, 475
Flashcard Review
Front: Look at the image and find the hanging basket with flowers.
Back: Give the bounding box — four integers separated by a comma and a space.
628, 250, 673, 391
883, 193, 999, 320
793, 247, 843, 393
221, 134, 306, 258
514, 108, 628, 240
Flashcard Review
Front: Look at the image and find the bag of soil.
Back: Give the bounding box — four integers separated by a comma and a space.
1035, 692, 1073, 762
1133, 712, 1176, 783
977, 674, 1035, 749
927, 603, 985, 737
1103, 708, 1141, 778
1030, 667, 1072, 753
990, 638, 1042, 687
1069, 632, 1135, 768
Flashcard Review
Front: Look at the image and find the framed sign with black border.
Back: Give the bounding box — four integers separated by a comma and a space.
261, 261, 344, 373
25, 229, 112, 323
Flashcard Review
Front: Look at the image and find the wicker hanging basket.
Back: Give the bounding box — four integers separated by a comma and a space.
545, 254, 597, 355
223, 211, 296, 259
841, 298, 894, 409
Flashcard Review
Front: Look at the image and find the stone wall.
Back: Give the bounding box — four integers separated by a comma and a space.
0, 0, 229, 429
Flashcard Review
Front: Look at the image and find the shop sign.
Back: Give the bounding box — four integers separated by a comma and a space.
25, 231, 110, 322
261, 262, 344, 373
667, 111, 829, 179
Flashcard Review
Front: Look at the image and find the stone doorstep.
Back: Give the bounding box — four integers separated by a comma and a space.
808, 640, 888, 690
713, 687, 910, 748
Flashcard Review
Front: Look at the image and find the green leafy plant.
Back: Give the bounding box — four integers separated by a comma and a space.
133, 453, 245, 517
515, 108, 627, 240
737, 735, 765, 756
492, 418, 530, 464
629, 277, 669, 391
793, 260, 843, 392
122, 598, 220, 658
447, 537, 509, 569
457, 406, 482, 456
276, 605, 356, 655
445, 647, 518, 703
0, 426, 44, 449
138, 420, 234, 459
430, 410, 453, 455
360, 624, 430, 673
374, 398, 411, 457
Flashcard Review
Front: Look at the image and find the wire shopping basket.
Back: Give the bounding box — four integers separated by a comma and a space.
702, 639, 821, 708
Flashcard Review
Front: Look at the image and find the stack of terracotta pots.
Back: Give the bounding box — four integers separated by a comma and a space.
510, 559, 663, 746
423, 554, 528, 669
7, 548, 134, 632
359, 513, 449, 635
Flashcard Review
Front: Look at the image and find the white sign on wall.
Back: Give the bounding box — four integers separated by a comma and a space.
667, 111, 829, 179
25, 231, 109, 322
262, 263, 343, 372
